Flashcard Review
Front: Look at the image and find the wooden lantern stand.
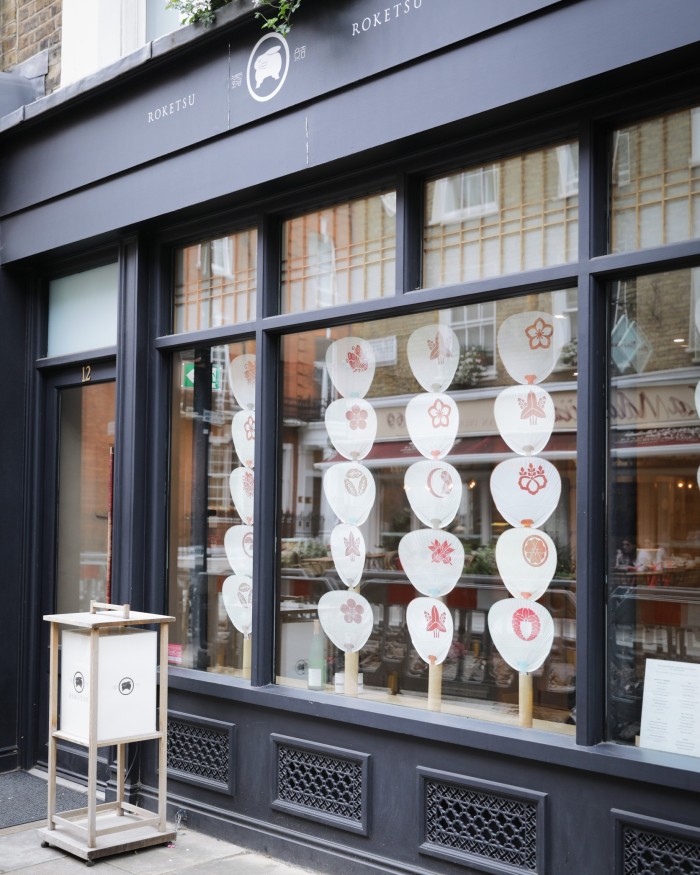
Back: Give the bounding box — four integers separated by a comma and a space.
38, 602, 176, 866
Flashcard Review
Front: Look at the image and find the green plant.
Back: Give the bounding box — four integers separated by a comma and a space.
297, 539, 328, 559
453, 345, 488, 389
167, 0, 302, 32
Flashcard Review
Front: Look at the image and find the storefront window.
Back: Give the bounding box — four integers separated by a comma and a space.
423, 141, 578, 288
278, 291, 577, 732
173, 229, 257, 333
611, 106, 700, 253
607, 267, 700, 749
281, 191, 396, 313
168, 341, 256, 676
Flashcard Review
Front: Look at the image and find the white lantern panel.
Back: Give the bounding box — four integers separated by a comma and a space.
318, 590, 373, 653
228, 354, 256, 410
224, 525, 254, 577
222, 574, 253, 638
323, 463, 376, 526
404, 461, 462, 529
495, 527, 557, 600
330, 524, 366, 588
398, 529, 464, 598
325, 336, 376, 398
405, 393, 459, 461
231, 409, 255, 469
490, 457, 561, 528
325, 398, 377, 461
497, 311, 562, 384
406, 325, 461, 393
229, 468, 254, 525
487, 598, 554, 673
494, 385, 555, 456
406, 597, 454, 666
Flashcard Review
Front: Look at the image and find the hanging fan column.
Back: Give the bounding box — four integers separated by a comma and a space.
222, 355, 256, 679
488, 313, 562, 727
401, 326, 463, 711
320, 338, 378, 696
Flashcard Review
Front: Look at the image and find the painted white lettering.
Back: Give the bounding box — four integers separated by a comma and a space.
373, 12, 381, 25
394, 2, 401, 14
404, 0, 410, 11
169, 102, 175, 114
385, 8, 391, 21
352, 22, 360, 35
148, 111, 154, 123
154, 108, 162, 120
188, 93, 195, 106
362, 16, 371, 30
414, 0, 422, 7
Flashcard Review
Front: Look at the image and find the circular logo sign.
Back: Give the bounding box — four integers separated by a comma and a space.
118, 677, 134, 696
247, 34, 290, 102
73, 671, 85, 693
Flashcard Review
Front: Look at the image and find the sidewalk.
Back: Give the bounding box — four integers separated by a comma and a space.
0, 820, 316, 874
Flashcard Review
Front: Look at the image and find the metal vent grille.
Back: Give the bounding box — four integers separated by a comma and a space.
277, 744, 363, 821
623, 826, 700, 874
167, 713, 233, 793
424, 778, 539, 871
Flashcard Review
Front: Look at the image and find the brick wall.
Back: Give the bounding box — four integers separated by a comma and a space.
1, 0, 62, 94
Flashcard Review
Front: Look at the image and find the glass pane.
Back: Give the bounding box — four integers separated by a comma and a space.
173, 229, 257, 334
607, 268, 700, 748
168, 341, 256, 675
48, 263, 118, 357
611, 106, 700, 253
56, 382, 116, 613
281, 192, 396, 313
278, 291, 578, 733
423, 142, 578, 288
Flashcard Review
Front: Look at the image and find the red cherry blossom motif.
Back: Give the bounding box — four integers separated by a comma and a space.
512, 606, 541, 641
518, 462, 548, 495
522, 535, 549, 567
424, 604, 447, 637
524, 317, 554, 350
517, 390, 547, 425
344, 531, 361, 560
242, 470, 254, 498
345, 404, 368, 431
346, 344, 368, 373
340, 598, 365, 624
427, 331, 454, 364
244, 359, 256, 385
244, 415, 255, 441
428, 398, 452, 428
429, 538, 455, 565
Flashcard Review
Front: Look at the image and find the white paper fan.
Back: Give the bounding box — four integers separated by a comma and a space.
488, 598, 554, 673
228, 354, 256, 410
405, 392, 459, 461
406, 325, 461, 393
495, 527, 557, 600
398, 529, 464, 598
318, 590, 373, 653
497, 311, 562, 384
224, 525, 254, 577
325, 337, 376, 398
404, 461, 462, 529
695, 380, 700, 419
229, 468, 254, 525
221, 575, 253, 638
329, 524, 366, 588
323, 462, 376, 526
406, 597, 454, 666
490, 457, 561, 528
494, 385, 555, 456
231, 409, 255, 469
325, 398, 377, 461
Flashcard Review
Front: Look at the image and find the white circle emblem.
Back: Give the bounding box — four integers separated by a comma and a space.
247, 33, 290, 102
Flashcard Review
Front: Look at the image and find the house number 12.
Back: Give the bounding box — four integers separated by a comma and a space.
82, 364, 92, 383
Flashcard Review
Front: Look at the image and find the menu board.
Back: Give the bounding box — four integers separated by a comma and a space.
640, 659, 700, 758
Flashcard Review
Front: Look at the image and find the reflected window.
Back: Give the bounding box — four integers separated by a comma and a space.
607, 267, 700, 747
278, 291, 578, 733
168, 341, 256, 676
424, 141, 578, 288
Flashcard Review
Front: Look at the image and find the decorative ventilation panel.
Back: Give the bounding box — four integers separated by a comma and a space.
623, 826, 700, 875
420, 768, 545, 873
167, 711, 234, 794
271, 735, 370, 835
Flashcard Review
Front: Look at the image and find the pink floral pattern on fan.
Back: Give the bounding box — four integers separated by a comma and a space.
429, 538, 455, 565
428, 398, 452, 428
345, 404, 368, 430
517, 389, 547, 425
344, 530, 361, 560
518, 462, 548, 495
427, 331, 454, 365
341, 598, 365, 624
522, 535, 548, 567
244, 359, 256, 385
512, 606, 541, 641
424, 604, 447, 637
244, 415, 255, 440
346, 344, 368, 373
